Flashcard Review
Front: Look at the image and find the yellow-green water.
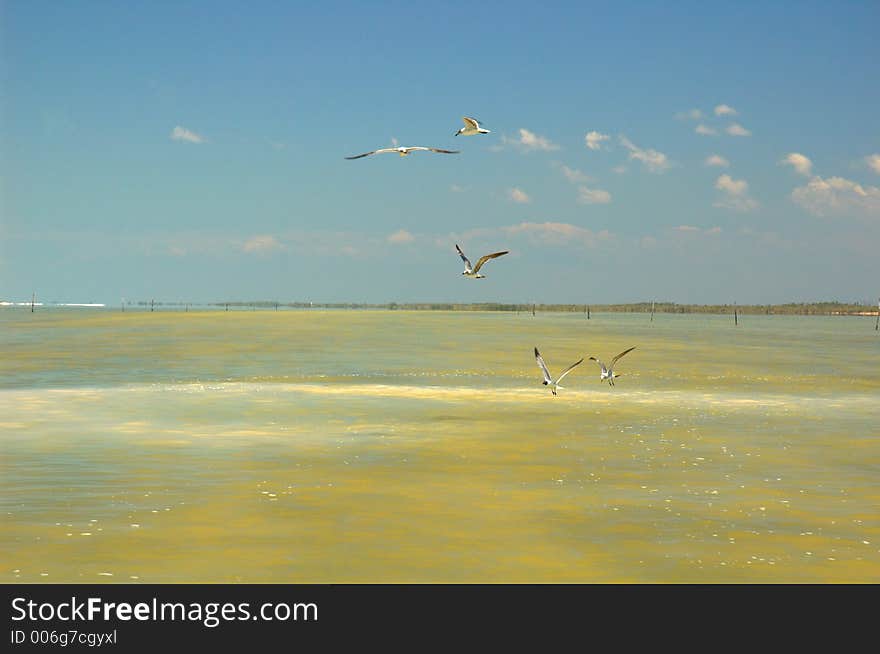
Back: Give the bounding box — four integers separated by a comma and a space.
2, 309, 878, 582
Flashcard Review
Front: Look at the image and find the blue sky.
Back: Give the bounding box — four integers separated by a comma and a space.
2, 1, 878, 304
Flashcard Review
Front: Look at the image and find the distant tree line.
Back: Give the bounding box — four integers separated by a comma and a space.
129, 300, 878, 316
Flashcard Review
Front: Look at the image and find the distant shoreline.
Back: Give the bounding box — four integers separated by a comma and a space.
5, 300, 877, 317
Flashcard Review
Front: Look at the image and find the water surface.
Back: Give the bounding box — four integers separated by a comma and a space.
2, 309, 878, 582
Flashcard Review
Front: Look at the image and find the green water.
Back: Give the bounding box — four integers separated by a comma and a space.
1, 309, 878, 582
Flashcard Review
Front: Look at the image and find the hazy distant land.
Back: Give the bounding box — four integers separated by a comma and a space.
116, 300, 879, 316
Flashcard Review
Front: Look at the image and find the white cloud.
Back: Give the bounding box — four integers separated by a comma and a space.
865, 154, 880, 175
387, 229, 415, 244
508, 187, 531, 204
558, 164, 592, 184
714, 174, 758, 212
242, 235, 284, 254
726, 123, 751, 137
705, 154, 729, 167
619, 136, 670, 173
674, 225, 722, 235
791, 175, 880, 218
585, 131, 610, 150
675, 109, 703, 121
714, 104, 738, 117
503, 128, 560, 152
170, 126, 205, 144
611, 165, 627, 174
450, 184, 467, 193
577, 186, 612, 204
695, 124, 717, 136
503, 221, 611, 248
780, 152, 813, 176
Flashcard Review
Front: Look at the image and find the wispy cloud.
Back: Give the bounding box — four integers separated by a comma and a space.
508, 187, 531, 204
584, 131, 610, 151
611, 165, 627, 174
705, 154, 729, 167
695, 124, 717, 136
726, 123, 751, 137
619, 136, 670, 173
502, 128, 560, 152
714, 104, 738, 117
577, 186, 612, 204
558, 164, 592, 184
791, 176, 880, 218
714, 174, 758, 212
387, 229, 415, 244
675, 108, 703, 121
780, 152, 813, 176
865, 154, 880, 175
450, 184, 467, 193
242, 235, 284, 254
503, 221, 612, 248
170, 125, 205, 144
674, 225, 722, 235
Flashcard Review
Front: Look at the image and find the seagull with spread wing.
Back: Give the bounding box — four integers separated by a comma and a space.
589, 347, 636, 387
534, 347, 583, 396
345, 146, 460, 160
454, 116, 491, 136
455, 244, 509, 279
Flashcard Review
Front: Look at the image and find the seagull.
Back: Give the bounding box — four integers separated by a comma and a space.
455, 244, 508, 279
535, 347, 583, 396
589, 347, 636, 387
454, 116, 491, 136
345, 146, 460, 160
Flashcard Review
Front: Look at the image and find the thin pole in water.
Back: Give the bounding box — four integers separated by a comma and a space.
734, 302, 738, 326
876, 297, 879, 331
31, 292, 35, 312
587, 305, 591, 320
532, 304, 536, 317
225, 303, 229, 312
650, 300, 654, 322
150, 299, 154, 312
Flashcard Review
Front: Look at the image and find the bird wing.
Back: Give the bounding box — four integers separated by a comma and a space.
610, 346, 636, 369
344, 150, 378, 160
455, 244, 473, 271
556, 358, 584, 383
472, 251, 509, 273
588, 356, 607, 374
462, 117, 480, 129
429, 148, 460, 154
534, 347, 553, 384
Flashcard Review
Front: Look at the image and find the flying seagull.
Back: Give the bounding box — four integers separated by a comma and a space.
454, 116, 491, 136
455, 244, 509, 279
534, 347, 584, 396
345, 146, 460, 160
589, 346, 636, 387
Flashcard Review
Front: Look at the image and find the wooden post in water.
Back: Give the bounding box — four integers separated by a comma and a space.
650, 300, 655, 322
225, 303, 229, 312
876, 297, 879, 331
31, 292, 35, 312
532, 304, 536, 317
150, 299, 154, 312
734, 302, 738, 326
587, 305, 591, 320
